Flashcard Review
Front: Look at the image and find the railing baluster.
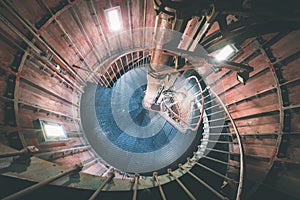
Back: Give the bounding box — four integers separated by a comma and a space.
132, 173, 139, 200
202, 132, 232, 136
88, 171, 114, 200
206, 110, 225, 117
153, 172, 167, 200
202, 117, 225, 123
205, 103, 221, 110
208, 88, 244, 199
204, 147, 233, 155
168, 169, 196, 200
202, 155, 238, 168
201, 139, 233, 144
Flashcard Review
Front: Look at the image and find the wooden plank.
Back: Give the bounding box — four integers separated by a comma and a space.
41, 22, 78, 70
75, 1, 105, 52
18, 106, 79, 132
271, 29, 300, 60
22, 60, 78, 105
291, 110, 300, 132
287, 82, 300, 106
59, 9, 91, 55
18, 80, 77, 117
234, 143, 275, 159
224, 70, 276, 105
0, 74, 7, 98
241, 137, 277, 146
229, 113, 280, 134
9, 0, 48, 27
0, 37, 16, 67
281, 57, 300, 82
228, 92, 279, 119
230, 123, 280, 135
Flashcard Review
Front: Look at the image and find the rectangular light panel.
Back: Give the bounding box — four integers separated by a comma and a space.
105, 6, 122, 32
215, 44, 237, 61
33, 120, 68, 142
44, 123, 65, 138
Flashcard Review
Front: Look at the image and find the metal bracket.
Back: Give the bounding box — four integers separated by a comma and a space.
281, 86, 290, 107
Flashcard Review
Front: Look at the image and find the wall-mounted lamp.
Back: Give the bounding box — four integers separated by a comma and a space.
104, 6, 122, 32
33, 119, 68, 143
237, 71, 250, 85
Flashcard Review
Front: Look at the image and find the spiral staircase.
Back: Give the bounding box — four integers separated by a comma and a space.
0, 49, 244, 200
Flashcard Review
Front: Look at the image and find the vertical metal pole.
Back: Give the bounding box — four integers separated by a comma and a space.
102, 74, 110, 87
110, 65, 118, 82
3, 165, 82, 200
153, 172, 167, 200
119, 58, 126, 75
114, 62, 122, 78
125, 53, 130, 70
88, 171, 114, 200
105, 71, 113, 86
115, 60, 124, 76
168, 169, 196, 200
142, 51, 145, 67
131, 52, 134, 69
132, 173, 139, 200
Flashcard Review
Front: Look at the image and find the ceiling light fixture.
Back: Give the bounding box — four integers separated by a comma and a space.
104, 6, 122, 32
214, 44, 237, 61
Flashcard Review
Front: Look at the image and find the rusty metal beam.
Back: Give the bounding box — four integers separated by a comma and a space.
18, 99, 79, 121
35, 145, 90, 160
0, 146, 38, 159
2, 164, 82, 200
208, 58, 254, 73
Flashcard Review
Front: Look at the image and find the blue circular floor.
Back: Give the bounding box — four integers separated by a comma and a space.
81, 67, 200, 174
95, 68, 179, 153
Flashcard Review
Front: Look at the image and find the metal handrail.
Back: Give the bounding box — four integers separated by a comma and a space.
208, 87, 245, 200
159, 76, 205, 133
